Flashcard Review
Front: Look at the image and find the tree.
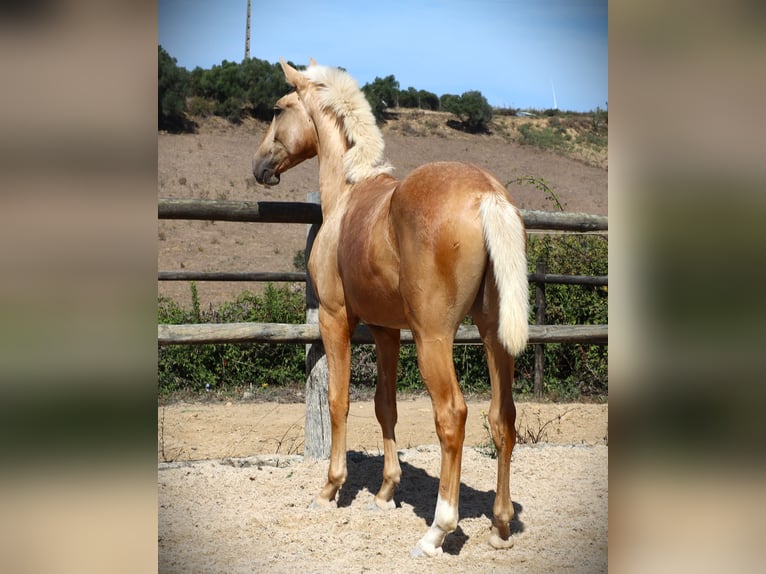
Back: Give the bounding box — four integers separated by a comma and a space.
442, 90, 493, 133
158, 46, 189, 131
362, 75, 400, 122
398, 86, 418, 108
398, 87, 439, 110
242, 59, 292, 120
184, 57, 292, 123
418, 89, 439, 111
440, 93, 460, 113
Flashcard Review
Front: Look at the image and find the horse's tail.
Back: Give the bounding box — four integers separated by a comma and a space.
479, 191, 529, 356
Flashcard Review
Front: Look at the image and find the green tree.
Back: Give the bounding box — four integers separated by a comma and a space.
440, 93, 459, 112
362, 75, 400, 121
158, 45, 189, 131
418, 89, 440, 111
398, 86, 419, 108
184, 57, 292, 123
242, 59, 292, 120
443, 90, 493, 133
398, 87, 440, 110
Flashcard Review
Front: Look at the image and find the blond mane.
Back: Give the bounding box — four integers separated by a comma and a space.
302, 65, 393, 183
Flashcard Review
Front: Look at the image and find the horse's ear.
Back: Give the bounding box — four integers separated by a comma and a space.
279, 57, 308, 90
309, 57, 318, 66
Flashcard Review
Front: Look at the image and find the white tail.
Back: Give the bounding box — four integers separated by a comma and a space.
479, 192, 529, 355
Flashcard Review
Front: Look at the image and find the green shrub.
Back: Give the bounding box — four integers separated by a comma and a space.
518, 122, 573, 154
158, 45, 189, 131
442, 90, 493, 133
362, 75, 400, 122
158, 284, 306, 394
186, 96, 216, 117
514, 235, 609, 398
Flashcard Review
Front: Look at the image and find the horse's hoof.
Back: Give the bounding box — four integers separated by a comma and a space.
488, 529, 514, 549
309, 498, 336, 510
410, 541, 443, 558
368, 497, 396, 511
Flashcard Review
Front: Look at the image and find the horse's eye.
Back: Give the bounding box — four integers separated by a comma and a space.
273, 107, 283, 117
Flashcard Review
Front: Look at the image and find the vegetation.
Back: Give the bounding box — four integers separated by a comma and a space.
362, 75, 400, 122
517, 107, 608, 156
158, 46, 190, 131
520, 234, 608, 399
441, 90, 494, 133
158, 46, 503, 133
158, 233, 607, 401
158, 284, 305, 394
187, 57, 292, 123
158, 46, 607, 156
398, 86, 440, 111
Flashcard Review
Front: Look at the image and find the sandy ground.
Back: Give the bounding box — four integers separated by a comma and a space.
158, 399, 607, 573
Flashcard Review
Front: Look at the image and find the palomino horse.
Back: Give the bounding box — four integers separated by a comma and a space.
253, 59, 529, 557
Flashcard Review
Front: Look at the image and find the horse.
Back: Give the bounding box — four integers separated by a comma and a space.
253, 59, 529, 557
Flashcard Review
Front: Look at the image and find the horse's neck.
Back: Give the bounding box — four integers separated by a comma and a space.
312, 109, 351, 217
317, 155, 348, 216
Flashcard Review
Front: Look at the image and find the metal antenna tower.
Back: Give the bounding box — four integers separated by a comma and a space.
244, 0, 251, 60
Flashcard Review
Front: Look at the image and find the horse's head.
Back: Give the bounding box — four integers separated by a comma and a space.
252, 88, 318, 186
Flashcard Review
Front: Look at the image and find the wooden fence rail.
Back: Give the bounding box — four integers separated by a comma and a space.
158, 271, 307, 282
158, 270, 607, 286
158, 197, 608, 232
157, 322, 608, 346
158, 198, 322, 224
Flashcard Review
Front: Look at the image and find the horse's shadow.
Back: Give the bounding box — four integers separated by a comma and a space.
336, 450, 524, 554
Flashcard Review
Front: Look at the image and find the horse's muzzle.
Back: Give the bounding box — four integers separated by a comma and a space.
256, 169, 280, 187
253, 157, 281, 186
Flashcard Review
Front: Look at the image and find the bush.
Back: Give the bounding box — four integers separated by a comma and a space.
518, 122, 573, 154
442, 90, 493, 133
158, 284, 306, 394
185, 57, 292, 123
186, 96, 216, 117
515, 235, 609, 398
158, 45, 189, 131
362, 75, 400, 122
398, 87, 439, 111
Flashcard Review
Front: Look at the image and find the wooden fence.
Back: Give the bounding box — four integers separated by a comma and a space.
158, 195, 608, 457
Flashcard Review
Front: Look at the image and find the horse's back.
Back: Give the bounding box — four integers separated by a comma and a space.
391, 161, 504, 244
398, 161, 506, 196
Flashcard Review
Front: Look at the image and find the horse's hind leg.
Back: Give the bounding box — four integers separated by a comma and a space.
410, 333, 467, 557
472, 275, 518, 549
369, 326, 402, 510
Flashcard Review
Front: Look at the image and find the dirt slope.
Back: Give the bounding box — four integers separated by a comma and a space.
158, 115, 607, 308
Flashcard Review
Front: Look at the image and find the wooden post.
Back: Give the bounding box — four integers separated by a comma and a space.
534, 260, 546, 398
304, 192, 331, 459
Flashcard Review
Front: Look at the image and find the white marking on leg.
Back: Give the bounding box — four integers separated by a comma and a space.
412, 494, 457, 557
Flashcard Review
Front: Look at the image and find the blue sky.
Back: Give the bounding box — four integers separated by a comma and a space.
158, 0, 607, 112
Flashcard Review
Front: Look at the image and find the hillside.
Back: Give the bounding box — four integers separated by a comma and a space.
158, 112, 607, 308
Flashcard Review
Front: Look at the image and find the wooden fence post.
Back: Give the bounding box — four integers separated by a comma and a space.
304, 192, 331, 459
534, 260, 546, 398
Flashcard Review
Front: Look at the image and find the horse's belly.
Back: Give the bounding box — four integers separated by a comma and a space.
342, 271, 409, 329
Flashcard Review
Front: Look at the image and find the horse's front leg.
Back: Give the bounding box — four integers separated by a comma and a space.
314, 308, 355, 507
369, 326, 402, 510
